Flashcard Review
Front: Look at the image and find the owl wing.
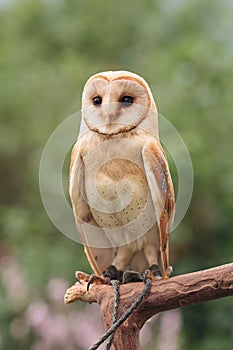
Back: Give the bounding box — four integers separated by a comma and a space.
142, 140, 175, 274
69, 141, 114, 276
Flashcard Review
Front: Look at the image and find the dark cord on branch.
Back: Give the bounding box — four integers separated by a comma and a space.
88, 278, 152, 350
106, 280, 120, 350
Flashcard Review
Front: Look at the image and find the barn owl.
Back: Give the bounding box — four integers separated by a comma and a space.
69, 71, 174, 285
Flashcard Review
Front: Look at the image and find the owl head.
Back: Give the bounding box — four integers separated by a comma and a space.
81, 71, 158, 136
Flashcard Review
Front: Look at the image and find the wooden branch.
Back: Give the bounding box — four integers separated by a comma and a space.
64, 263, 233, 349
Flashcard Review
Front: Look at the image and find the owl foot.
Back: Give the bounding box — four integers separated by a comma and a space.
87, 264, 124, 290
143, 264, 163, 282
122, 264, 163, 283
75, 271, 111, 291
102, 264, 124, 282
122, 271, 144, 283
76, 265, 124, 291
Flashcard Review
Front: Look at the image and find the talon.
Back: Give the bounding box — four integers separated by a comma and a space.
75, 271, 111, 290
87, 274, 111, 291
143, 269, 156, 282
164, 266, 173, 279
75, 271, 91, 283
143, 264, 163, 282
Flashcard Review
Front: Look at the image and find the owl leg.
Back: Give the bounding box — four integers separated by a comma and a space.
103, 246, 137, 283
110, 247, 144, 283
110, 245, 162, 283
143, 243, 163, 281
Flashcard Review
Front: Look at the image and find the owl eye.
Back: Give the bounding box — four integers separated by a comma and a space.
93, 96, 102, 106
120, 95, 134, 106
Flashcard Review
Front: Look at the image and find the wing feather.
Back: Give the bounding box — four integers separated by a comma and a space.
69, 141, 114, 275
142, 141, 175, 273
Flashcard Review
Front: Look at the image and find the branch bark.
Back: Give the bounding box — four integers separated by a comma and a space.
64, 263, 233, 349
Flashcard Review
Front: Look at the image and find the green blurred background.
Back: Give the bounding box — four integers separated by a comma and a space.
0, 0, 232, 349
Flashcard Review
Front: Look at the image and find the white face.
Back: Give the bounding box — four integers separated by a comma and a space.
82, 71, 152, 135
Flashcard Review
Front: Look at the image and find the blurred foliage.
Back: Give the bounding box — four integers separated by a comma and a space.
0, 0, 232, 349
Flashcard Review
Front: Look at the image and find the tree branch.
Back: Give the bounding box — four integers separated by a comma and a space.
64, 263, 233, 349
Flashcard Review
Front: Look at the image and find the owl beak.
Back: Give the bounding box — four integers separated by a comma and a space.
105, 114, 114, 124
102, 103, 118, 124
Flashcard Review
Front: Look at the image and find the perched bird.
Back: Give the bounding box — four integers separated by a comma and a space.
69, 71, 174, 284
